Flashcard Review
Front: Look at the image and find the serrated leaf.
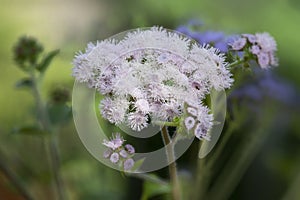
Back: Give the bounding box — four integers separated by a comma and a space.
36, 49, 59, 73
12, 125, 46, 136
47, 103, 72, 126
15, 78, 33, 89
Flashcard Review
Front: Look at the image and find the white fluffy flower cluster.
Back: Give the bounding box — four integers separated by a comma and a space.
103, 133, 135, 171
229, 33, 278, 69
72, 27, 233, 140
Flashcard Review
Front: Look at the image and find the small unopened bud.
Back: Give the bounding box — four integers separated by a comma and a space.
13, 36, 44, 70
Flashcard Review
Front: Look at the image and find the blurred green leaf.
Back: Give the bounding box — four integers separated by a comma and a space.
130, 158, 145, 172
36, 49, 59, 73
47, 103, 72, 126
15, 77, 33, 89
141, 174, 171, 200
12, 125, 46, 136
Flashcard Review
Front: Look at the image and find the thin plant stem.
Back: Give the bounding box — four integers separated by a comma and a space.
191, 141, 210, 200
48, 132, 66, 200
206, 123, 237, 169
161, 126, 181, 200
30, 71, 66, 200
0, 150, 34, 200
153, 121, 179, 127
227, 59, 245, 69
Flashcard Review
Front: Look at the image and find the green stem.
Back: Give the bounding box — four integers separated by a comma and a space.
30, 71, 66, 200
161, 126, 181, 200
206, 123, 237, 169
153, 121, 179, 127
191, 141, 210, 200
227, 59, 245, 69
0, 149, 34, 200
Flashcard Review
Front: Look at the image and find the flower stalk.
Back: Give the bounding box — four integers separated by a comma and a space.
161, 126, 181, 200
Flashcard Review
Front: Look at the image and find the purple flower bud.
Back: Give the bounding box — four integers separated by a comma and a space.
103, 149, 112, 158
123, 158, 135, 171
125, 144, 135, 154
119, 149, 128, 158
110, 152, 119, 163
230, 37, 247, 50
250, 45, 261, 55
257, 52, 270, 69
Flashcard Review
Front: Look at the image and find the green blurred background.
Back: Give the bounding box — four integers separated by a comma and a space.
0, 0, 299, 199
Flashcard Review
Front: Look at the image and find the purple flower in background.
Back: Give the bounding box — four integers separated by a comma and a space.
176, 20, 231, 52
229, 33, 278, 69
230, 69, 297, 105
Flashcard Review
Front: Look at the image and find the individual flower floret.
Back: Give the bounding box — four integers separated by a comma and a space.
123, 158, 135, 171
125, 144, 135, 154
102, 133, 125, 150
229, 37, 247, 51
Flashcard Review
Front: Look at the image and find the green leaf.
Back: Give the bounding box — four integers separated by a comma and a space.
15, 78, 33, 89
36, 49, 60, 73
130, 158, 145, 172
12, 125, 46, 136
47, 103, 72, 126
141, 174, 171, 200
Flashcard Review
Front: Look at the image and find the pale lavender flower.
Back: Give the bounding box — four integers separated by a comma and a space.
124, 158, 135, 171
72, 53, 93, 83
102, 133, 125, 150
182, 102, 214, 141
229, 37, 247, 50
230, 32, 278, 69
135, 99, 150, 113
99, 98, 128, 124
128, 111, 148, 131
110, 152, 119, 163
119, 149, 128, 158
242, 34, 257, 43
184, 116, 196, 130
125, 144, 135, 154
187, 107, 197, 117
250, 45, 261, 55
102, 133, 136, 168
194, 123, 211, 141
257, 52, 270, 69
103, 149, 112, 158
255, 32, 277, 52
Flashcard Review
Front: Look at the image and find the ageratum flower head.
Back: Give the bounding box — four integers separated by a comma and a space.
72, 27, 233, 140
229, 32, 278, 69
102, 133, 135, 171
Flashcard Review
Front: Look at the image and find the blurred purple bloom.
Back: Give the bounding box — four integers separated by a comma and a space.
176, 22, 230, 52
230, 70, 297, 105
176, 25, 192, 36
